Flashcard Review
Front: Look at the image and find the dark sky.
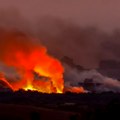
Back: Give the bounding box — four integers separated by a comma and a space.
0, 0, 120, 31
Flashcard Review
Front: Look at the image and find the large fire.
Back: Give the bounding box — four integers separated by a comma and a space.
0, 30, 85, 93
10, 48, 64, 93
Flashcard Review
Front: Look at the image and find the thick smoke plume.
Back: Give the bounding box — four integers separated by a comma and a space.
0, 9, 120, 93
35, 17, 120, 69
0, 9, 120, 68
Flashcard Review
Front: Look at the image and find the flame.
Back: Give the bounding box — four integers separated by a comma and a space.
65, 86, 86, 93
0, 30, 64, 93
9, 48, 64, 93
0, 72, 14, 90
0, 30, 85, 94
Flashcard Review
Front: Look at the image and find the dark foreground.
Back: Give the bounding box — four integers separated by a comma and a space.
0, 91, 120, 120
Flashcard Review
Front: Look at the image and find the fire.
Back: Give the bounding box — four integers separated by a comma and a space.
23, 83, 37, 91
0, 30, 64, 93
0, 72, 14, 90
9, 47, 64, 93
71, 87, 86, 93
0, 30, 85, 94
64, 86, 86, 93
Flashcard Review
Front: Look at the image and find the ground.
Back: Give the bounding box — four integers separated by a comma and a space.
0, 91, 120, 120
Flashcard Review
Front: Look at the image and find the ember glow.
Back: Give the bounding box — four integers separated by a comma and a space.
0, 30, 85, 93
65, 87, 86, 93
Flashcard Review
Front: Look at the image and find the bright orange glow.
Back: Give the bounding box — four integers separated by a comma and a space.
65, 87, 86, 93
9, 48, 64, 93
0, 31, 85, 94
0, 31, 64, 93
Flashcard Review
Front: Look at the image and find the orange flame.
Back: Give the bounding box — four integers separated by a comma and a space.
0, 31, 64, 93
10, 47, 64, 93
0, 30, 85, 94
65, 86, 86, 93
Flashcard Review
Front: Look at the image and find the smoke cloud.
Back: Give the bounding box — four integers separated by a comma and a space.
0, 8, 120, 93
0, 9, 120, 69
35, 17, 120, 69
63, 63, 120, 93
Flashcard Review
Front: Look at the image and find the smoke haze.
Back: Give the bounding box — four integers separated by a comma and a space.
0, 8, 120, 68
0, 8, 120, 92
64, 63, 120, 93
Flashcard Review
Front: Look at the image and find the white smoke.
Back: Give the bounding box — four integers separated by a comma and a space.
64, 64, 120, 93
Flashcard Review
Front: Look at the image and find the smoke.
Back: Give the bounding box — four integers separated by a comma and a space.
35, 17, 120, 69
0, 9, 120, 69
0, 8, 120, 93
35, 17, 103, 68
0, 30, 42, 65
63, 63, 120, 93
0, 8, 33, 35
